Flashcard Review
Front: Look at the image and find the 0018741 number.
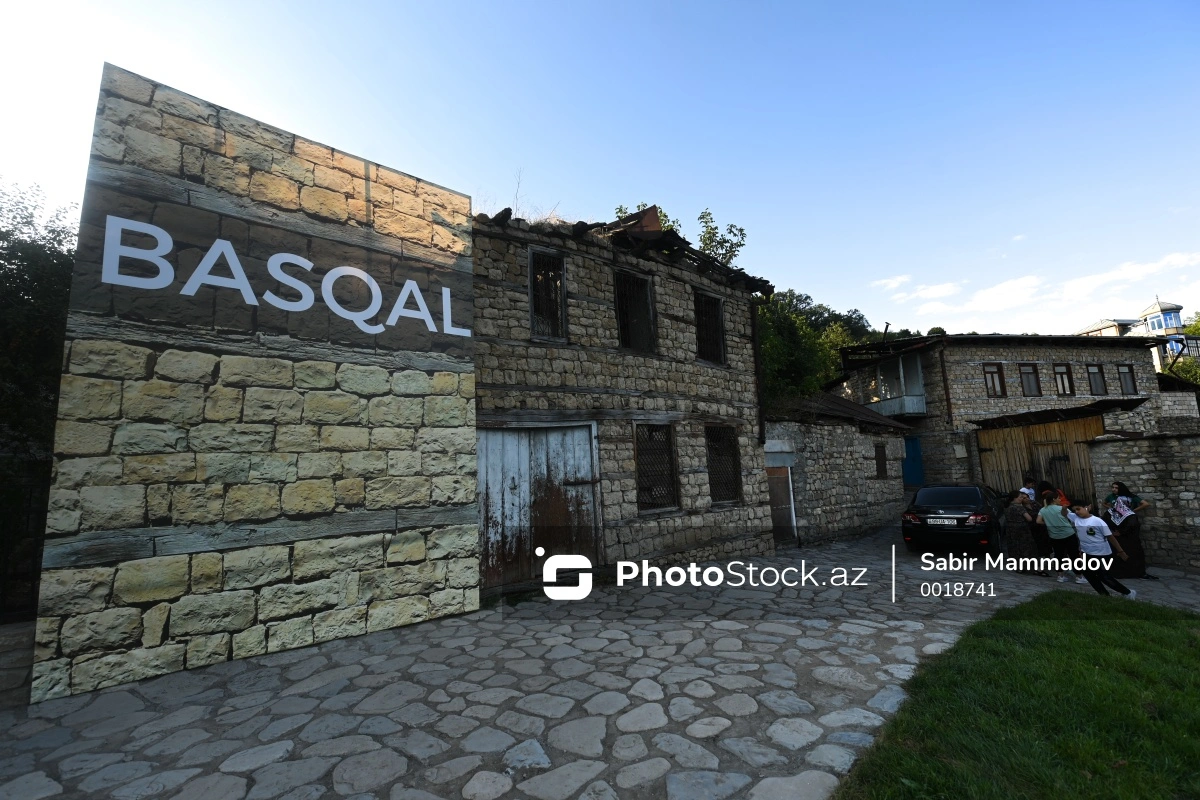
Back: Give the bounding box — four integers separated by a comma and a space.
920, 582, 995, 597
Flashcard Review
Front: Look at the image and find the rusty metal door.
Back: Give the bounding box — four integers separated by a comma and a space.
478, 426, 598, 591
765, 466, 796, 543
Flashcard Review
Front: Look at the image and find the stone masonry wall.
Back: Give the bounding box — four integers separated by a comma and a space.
34, 65, 476, 701
1089, 434, 1200, 570
473, 219, 773, 566
767, 421, 905, 546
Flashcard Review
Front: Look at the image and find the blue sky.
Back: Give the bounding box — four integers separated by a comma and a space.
4, 1, 1199, 335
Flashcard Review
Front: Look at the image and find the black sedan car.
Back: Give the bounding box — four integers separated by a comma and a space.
901, 484, 1007, 554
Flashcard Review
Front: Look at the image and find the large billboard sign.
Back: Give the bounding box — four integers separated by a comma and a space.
32, 65, 478, 701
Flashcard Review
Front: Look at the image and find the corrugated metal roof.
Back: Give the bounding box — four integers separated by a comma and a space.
767, 392, 909, 430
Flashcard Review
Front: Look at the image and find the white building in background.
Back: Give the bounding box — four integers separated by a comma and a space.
1076, 299, 1198, 371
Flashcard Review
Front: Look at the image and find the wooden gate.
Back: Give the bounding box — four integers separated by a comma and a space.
977, 416, 1104, 504
478, 426, 599, 591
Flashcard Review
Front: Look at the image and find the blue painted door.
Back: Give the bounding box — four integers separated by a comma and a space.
902, 436, 924, 487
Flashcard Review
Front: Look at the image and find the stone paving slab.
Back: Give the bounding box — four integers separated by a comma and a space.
1, 528, 1198, 800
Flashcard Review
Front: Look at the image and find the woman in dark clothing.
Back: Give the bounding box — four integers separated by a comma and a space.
1101, 481, 1157, 580
1004, 490, 1043, 572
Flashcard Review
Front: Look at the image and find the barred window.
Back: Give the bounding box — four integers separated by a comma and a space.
614, 271, 654, 352
1053, 364, 1074, 396
1018, 364, 1041, 397
705, 426, 742, 503
635, 424, 679, 511
694, 292, 725, 364
1087, 364, 1107, 395
529, 251, 565, 339
1117, 365, 1138, 395
983, 363, 1006, 397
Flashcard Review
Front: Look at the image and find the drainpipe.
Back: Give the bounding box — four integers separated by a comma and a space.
751, 297, 767, 444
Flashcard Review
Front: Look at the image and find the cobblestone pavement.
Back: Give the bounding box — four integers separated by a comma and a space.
2, 528, 1198, 800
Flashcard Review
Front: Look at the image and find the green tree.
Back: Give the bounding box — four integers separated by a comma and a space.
927, 326, 947, 336
1169, 356, 1200, 384
0, 182, 76, 456
695, 209, 746, 267
758, 295, 835, 404
1183, 312, 1200, 336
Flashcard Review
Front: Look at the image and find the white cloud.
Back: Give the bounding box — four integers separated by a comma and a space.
870, 274, 911, 291
890, 251, 1200, 334
892, 281, 964, 303
1012, 234, 1026, 242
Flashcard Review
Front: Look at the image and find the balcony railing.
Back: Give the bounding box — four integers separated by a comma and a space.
865, 395, 927, 417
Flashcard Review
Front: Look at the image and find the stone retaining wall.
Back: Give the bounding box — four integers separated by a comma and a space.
34, 65, 477, 701
1088, 433, 1200, 570
767, 421, 905, 546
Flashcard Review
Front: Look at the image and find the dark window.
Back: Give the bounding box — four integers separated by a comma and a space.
983, 363, 1006, 397
529, 251, 565, 339
1117, 365, 1138, 395
614, 272, 655, 352
705, 426, 742, 503
1053, 364, 1074, 396
1087, 364, 1107, 395
635, 424, 679, 511
694, 292, 725, 364
874, 443, 888, 478
1018, 364, 1041, 397
913, 487, 983, 506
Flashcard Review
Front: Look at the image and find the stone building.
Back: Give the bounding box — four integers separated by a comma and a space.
472, 207, 775, 591
833, 334, 1192, 504
32, 65, 477, 701
764, 394, 908, 547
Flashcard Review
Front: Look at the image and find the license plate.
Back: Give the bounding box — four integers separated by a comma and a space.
927, 518, 957, 526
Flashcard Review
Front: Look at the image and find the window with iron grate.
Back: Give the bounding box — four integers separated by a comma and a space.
694, 292, 726, 363
705, 426, 742, 503
635, 424, 679, 511
529, 251, 565, 339
614, 271, 655, 352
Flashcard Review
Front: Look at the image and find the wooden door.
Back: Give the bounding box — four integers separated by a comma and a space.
978, 417, 1104, 503
478, 426, 598, 591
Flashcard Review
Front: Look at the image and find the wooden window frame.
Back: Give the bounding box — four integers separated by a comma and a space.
528, 248, 567, 341
1116, 364, 1138, 395
704, 425, 743, 504
983, 363, 1006, 397
1018, 363, 1041, 397
614, 270, 656, 353
1053, 363, 1074, 396
634, 423, 680, 513
693, 290, 727, 365
1086, 364, 1108, 396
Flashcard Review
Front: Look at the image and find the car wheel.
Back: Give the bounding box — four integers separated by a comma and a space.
988, 525, 1004, 556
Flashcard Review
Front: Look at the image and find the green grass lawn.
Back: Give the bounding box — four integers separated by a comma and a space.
834, 591, 1200, 800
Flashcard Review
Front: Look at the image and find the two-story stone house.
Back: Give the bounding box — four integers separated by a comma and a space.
832, 334, 1196, 503
471, 207, 775, 593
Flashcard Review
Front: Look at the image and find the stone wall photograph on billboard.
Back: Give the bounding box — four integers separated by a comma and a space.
33, 64, 478, 702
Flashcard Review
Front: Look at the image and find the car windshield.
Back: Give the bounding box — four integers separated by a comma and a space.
913, 487, 982, 506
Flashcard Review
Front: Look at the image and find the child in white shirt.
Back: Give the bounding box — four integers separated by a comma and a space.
1070, 505, 1135, 599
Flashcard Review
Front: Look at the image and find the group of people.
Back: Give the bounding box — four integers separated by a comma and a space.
1003, 478, 1156, 598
